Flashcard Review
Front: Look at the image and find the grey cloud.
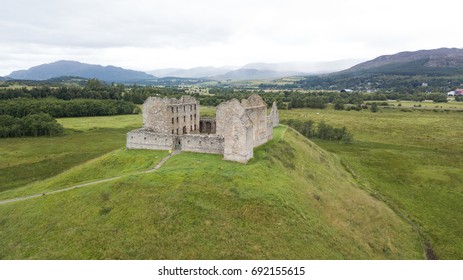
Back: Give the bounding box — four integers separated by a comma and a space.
0, 0, 235, 49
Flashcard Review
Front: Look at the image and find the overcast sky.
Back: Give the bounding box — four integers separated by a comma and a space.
0, 0, 461, 75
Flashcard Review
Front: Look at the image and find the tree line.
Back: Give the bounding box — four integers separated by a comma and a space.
0, 98, 137, 118
281, 119, 353, 143
0, 79, 184, 103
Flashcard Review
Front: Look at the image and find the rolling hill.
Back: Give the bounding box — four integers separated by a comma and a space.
7, 60, 156, 82
294, 48, 463, 90
0, 126, 423, 259
340, 47, 463, 76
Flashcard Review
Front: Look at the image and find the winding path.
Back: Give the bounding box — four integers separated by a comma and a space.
0, 151, 179, 206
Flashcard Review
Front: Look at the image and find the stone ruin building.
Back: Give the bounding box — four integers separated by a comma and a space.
126, 94, 279, 163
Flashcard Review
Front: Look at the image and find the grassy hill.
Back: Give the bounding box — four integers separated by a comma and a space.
0, 126, 423, 259
280, 106, 463, 259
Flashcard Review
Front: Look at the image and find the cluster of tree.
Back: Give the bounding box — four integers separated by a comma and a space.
0, 113, 64, 138
281, 119, 353, 143
0, 98, 137, 118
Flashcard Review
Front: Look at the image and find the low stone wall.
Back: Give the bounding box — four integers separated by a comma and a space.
126, 129, 173, 150
181, 134, 224, 154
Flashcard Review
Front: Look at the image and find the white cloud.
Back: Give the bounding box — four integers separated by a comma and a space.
0, 0, 462, 75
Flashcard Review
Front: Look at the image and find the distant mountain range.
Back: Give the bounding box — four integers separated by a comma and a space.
148, 60, 361, 80
6, 59, 360, 82
5, 48, 463, 84
339, 47, 463, 76
295, 48, 463, 90
7, 60, 156, 82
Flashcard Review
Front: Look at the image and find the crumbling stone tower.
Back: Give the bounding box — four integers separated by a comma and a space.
143, 96, 199, 135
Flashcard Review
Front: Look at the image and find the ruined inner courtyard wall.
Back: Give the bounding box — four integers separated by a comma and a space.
126, 129, 173, 150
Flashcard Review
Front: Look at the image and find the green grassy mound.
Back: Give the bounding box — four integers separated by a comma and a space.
0, 126, 423, 259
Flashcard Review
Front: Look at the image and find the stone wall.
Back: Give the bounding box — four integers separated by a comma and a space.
269, 101, 279, 128
127, 129, 173, 150
216, 99, 254, 163
181, 134, 224, 154
241, 94, 272, 148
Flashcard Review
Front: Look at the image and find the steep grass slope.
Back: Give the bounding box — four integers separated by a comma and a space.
0, 127, 423, 259
280, 108, 463, 259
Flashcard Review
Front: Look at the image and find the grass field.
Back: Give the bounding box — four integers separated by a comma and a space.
385, 100, 463, 110
0, 115, 142, 193
0, 126, 422, 259
1, 105, 461, 259
279, 107, 463, 259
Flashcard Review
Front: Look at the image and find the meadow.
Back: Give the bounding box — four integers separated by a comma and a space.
0, 104, 461, 259
0, 114, 141, 193
0, 125, 422, 259
279, 106, 463, 259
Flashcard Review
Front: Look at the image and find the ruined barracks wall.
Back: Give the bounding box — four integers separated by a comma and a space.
126, 129, 173, 150
127, 94, 279, 163
181, 134, 224, 154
